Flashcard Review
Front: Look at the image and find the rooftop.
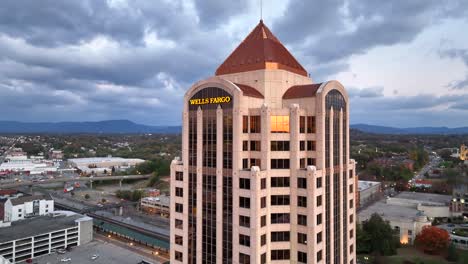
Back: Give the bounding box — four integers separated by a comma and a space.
10, 194, 52, 206
35, 240, 158, 264
358, 200, 423, 224
69, 157, 145, 164
0, 211, 89, 243
395, 191, 451, 205
283, 83, 322, 99
216, 20, 308, 77
358, 180, 381, 191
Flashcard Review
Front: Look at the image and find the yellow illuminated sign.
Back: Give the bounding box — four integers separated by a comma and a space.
189, 96, 231, 105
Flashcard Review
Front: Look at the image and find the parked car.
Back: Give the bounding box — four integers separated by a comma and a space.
91, 254, 99, 260
60, 258, 71, 262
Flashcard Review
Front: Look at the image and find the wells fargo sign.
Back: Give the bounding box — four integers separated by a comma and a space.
189, 96, 231, 105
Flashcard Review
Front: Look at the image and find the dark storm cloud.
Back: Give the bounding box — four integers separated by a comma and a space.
348, 86, 383, 98
193, 0, 250, 29
0, 0, 245, 125
350, 93, 468, 127
0, 0, 467, 127
0, 0, 192, 47
274, 0, 468, 71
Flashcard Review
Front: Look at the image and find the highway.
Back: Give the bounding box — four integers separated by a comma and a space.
0, 174, 151, 189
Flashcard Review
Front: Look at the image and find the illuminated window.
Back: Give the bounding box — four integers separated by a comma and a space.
270, 116, 290, 133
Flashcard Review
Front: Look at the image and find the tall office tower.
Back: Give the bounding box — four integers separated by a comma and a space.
170, 20, 356, 264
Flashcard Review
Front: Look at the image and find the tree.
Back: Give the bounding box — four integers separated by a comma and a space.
84, 194, 90, 200
446, 242, 458, 262
362, 213, 400, 256
415, 226, 450, 254
147, 172, 161, 187
101, 198, 107, 203
356, 223, 372, 254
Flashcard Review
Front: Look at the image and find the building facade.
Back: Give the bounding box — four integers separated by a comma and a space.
3, 195, 54, 223
170, 21, 356, 264
357, 180, 381, 208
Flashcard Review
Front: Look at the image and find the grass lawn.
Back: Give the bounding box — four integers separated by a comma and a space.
358, 247, 468, 264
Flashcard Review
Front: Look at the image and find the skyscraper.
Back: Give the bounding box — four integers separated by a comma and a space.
170, 20, 356, 264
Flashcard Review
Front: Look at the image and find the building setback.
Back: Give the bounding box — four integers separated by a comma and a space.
170, 20, 356, 264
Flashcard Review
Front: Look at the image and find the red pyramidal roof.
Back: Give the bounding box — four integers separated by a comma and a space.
215, 20, 308, 77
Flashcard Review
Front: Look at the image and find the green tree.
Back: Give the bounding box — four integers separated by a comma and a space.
446, 242, 458, 262
131, 190, 144, 201
84, 194, 90, 200
356, 223, 372, 254
147, 172, 161, 187
362, 213, 400, 256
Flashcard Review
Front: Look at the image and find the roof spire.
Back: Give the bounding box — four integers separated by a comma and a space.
260, 0, 263, 21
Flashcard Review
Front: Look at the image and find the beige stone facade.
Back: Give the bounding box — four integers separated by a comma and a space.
170, 21, 356, 264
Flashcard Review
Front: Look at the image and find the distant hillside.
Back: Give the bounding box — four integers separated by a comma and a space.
1, 120, 467, 135
351, 124, 468, 135
0, 120, 181, 134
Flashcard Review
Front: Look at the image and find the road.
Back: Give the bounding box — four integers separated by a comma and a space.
413, 154, 441, 180
0, 174, 151, 188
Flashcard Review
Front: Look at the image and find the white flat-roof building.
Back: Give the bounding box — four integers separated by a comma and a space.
3, 195, 54, 222
69, 157, 145, 174
387, 192, 455, 219
358, 199, 431, 245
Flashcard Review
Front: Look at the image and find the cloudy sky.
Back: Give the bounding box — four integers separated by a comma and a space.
1, 0, 468, 127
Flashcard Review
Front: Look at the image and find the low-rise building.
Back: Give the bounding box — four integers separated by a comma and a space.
359, 192, 455, 244
358, 180, 381, 208
358, 199, 431, 245
48, 149, 64, 160
3, 195, 54, 222
69, 157, 145, 174
451, 185, 468, 216
387, 192, 454, 219
0, 211, 93, 263
140, 196, 169, 216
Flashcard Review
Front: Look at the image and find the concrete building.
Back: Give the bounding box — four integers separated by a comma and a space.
359, 192, 455, 245
48, 149, 64, 161
451, 185, 468, 216
69, 157, 145, 174
357, 181, 381, 208
0, 211, 93, 263
387, 192, 454, 219
140, 196, 170, 216
358, 200, 431, 245
170, 20, 356, 264
3, 195, 54, 222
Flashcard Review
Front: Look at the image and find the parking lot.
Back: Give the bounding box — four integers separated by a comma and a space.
35, 240, 160, 264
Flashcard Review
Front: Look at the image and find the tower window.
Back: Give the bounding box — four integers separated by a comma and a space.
243, 116, 249, 133
270, 116, 290, 133
307, 116, 316, 133
271, 159, 290, 169
250, 116, 261, 133
300, 116, 306, 133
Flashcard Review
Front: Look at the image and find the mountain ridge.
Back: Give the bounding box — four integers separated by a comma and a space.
0, 120, 180, 134
0, 120, 467, 135
351, 123, 468, 135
